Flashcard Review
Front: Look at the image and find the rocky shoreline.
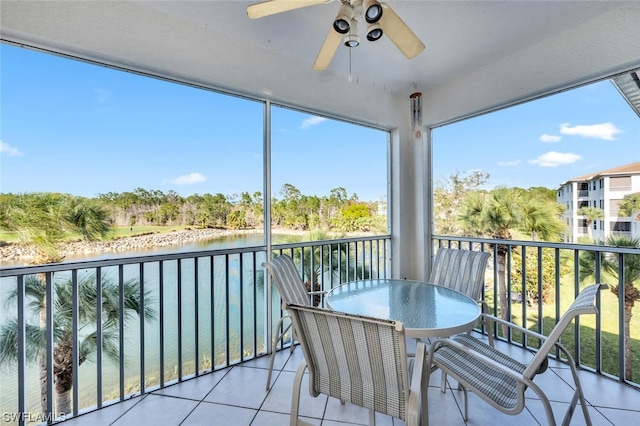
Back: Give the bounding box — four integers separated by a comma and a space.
0, 228, 260, 265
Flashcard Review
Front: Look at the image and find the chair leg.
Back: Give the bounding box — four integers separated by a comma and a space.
266, 317, 292, 391
290, 362, 308, 426
461, 386, 468, 421
265, 340, 278, 391
563, 363, 592, 426
368, 409, 376, 426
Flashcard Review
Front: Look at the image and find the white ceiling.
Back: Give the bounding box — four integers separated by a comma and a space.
2, 1, 640, 128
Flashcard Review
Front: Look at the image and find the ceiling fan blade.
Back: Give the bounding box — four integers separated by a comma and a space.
378, 2, 425, 59
313, 27, 342, 71
247, 0, 330, 19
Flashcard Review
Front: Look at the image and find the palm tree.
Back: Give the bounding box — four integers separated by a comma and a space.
459, 188, 520, 333
620, 193, 640, 236
577, 206, 604, 241
0, 193, 113, 416
519, 195, 565, 241
579, 235, 640, 381
619, 192, 640, 220
459, 188, 565, 334
0, 273, 154, 416
1, 193, 111, 264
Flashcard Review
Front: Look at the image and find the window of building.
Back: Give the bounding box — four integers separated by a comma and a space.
610, 176, 632, 191
611, 221, 631, 232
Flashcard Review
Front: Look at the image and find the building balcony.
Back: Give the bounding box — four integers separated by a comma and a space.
1, 235, 639, 425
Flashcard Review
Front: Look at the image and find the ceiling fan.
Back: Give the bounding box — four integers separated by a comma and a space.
247, 0, 425, 71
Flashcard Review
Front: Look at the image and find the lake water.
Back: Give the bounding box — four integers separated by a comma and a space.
0, 233, 283, 420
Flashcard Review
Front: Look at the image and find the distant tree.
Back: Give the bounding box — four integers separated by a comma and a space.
579, 235, 640, 381
511, 247, 569, 305
460, 188, 519, 332
226, 210, 247, 229
208, 193, 232, 227
433, 171, 489, 235
620, 192, 640, 221
577, 206, 603, 240
0, 193, 110, 263
332, 203, 372, 232
524, 186, 557, 202
459, 187, 564, 333
518, 195, 565, 241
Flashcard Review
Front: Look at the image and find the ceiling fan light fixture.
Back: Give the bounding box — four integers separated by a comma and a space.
333, 3, 354, 34
366, 22, 383, 41
363, 0, 383, 23
344, 18, 360, 47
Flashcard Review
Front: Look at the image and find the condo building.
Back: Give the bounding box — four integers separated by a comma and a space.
558, 162, 640, 242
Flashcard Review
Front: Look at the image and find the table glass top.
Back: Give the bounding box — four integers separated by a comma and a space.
326, 279, 480, 336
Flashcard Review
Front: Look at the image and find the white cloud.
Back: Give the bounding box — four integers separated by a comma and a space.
559, 122, 622, 140
171, 172, 206, 185
0, 141, 22, 156
529, 151, 581, 167
300, 116, 327, 129
498, 159, 521, 166
540, 134, 561, 143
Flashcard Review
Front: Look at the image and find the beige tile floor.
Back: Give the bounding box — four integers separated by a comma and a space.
61, 337, 639, 425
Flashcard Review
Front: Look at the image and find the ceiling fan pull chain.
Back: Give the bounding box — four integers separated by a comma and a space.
349, 47, 352, 82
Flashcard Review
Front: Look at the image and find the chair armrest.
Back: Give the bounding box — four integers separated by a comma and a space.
480, 313, 547, 342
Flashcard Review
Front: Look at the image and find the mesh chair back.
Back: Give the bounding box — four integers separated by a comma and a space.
429, 248, 490, 301
263, 255, 310, 306
287, 303, 410, 421
524, 283, 603, 378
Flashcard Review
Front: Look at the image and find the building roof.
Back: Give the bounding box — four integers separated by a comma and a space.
564, 162, 640, 184
613, 69, 640, 118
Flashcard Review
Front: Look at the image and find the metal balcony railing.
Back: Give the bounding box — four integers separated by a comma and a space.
433, 235, 639, 389
0, 235, 391, 425
2, 234, 638, 425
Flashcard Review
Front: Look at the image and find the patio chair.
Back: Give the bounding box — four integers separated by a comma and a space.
425, 283, 606, 426
286, 302, 428, 426
262, 254, 325, 391
422, 247, 491, 356
429, 247, 491, 302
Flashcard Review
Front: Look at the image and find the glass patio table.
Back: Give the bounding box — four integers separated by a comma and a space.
326, 279, 481, 339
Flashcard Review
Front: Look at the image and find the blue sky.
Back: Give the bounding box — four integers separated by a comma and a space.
433, 79, 640, 190
1, 43, 638, 202
0, 44, 388, 202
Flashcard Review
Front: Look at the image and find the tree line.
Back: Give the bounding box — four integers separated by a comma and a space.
95, 185, 386, 232
0, 185, 386, 257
